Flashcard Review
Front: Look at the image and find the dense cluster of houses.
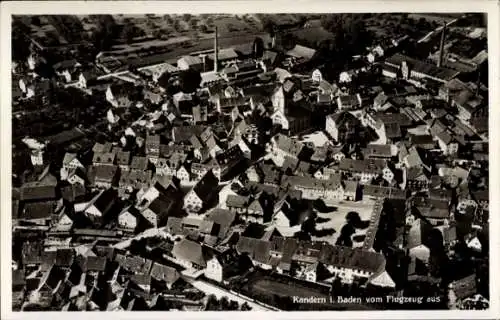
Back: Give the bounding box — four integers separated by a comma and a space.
11, 15, 489, 311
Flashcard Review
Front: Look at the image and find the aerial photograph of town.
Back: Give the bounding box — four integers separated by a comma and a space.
9, 12, 489, 312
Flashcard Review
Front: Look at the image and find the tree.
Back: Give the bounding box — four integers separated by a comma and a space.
240, 302, 252, 311
157, 71, 171, 88
91, 15, 118, 51
122, 23, 142, 43
179, 69, 201, 93
262, 19, 276, 37
228, 300, 239, 310
199, 24, 208, 33
31, 16, 41, 27
220, 296, 230, 310
12, 19, 32, 62
253, 37, 265, 59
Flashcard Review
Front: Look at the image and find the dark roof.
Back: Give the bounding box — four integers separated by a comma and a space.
172, 125, 207, 142
55, 249, 75, 267
22, 241, 43, 265
82, 256, 107, 272
53, 59, 79, 71
61, 183, 86, 203
319, 245, 386, 274
149, 263, 180, 286
20, 182, 57, 201
363, 185, 406, 199
363, 144, 393, 158
20, 201, 56, 220
165, 216, 183, 235
116, 151, 131, 166
410, 134, 435, 146
339, 158, 387, 174
90, 165, 118, 183
46, 128, 86, 146
413, 197, 450, 219
192, 170, 219, 203
205, 208, 236, 239
451, 274, 477, 300
172, 239, 206, 267
91, 188, 118, 213
385, 53, 460, 82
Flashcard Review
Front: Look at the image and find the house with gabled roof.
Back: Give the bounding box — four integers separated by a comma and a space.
80, 189, 118, 224
149, 263, 181, 289
325, 112, 362, 144
87, 165, 119, 189
139, 185, 183, 227
171, 239, 208, 270
338, 158, 392, 184
183, 170, 219, 213
205, 208, 236, 240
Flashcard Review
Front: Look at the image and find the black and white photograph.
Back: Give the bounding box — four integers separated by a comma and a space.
1, 1, 498, 318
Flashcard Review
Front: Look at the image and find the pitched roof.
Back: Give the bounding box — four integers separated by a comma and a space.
178, 55, 202, 66
286, 45, 316, 61
20, 181, 57, 201
385, 53, 460, 82
226, 194, 249, 208
81, 256, 107, 272
165, 216, 183, 235
339, 158, 387, 174
363, 185, 406, 199
209, 48, 238, 61
205, 208, 236, 239
116, 151, 131, 166
149, 263, 180, 286
90, 165, 118, 183
319, 245, 386, 274
192, 170, 219, 203
55, 248, 75, 267
172, 239, 206, 267
363, 144, 393, 158
20, 200, 57, 220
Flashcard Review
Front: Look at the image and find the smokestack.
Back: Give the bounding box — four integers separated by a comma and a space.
437, 22, 446, 68
214, 26, 219, 72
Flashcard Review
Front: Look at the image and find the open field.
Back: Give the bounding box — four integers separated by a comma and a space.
312, 199, 375, 247
251, 279, 329, 298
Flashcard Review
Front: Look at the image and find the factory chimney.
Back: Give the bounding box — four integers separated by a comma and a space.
437, 22, 447, 68
214, 26, 219, 72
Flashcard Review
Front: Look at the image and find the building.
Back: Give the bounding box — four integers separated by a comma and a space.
338, 158, 392, 184
177, 55, 204, 72
171, 239, 207, 270
337, 94, 362, 111
325, 112, 362, 144
183, 170, 219, 213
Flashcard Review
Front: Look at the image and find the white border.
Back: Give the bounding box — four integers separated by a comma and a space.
1, 1, 499, 319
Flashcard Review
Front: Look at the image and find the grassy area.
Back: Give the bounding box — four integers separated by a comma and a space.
251, 278, 329, 298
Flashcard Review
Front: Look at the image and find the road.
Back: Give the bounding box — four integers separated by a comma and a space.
183, 277, 277, 311
112, 227, 168, 250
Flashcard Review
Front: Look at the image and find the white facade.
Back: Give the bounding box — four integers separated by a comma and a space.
176, 166, 190, 182
118, 211, 137, 230
140, 208, 158, 227
271, 110, 289, 130
184, 190, 203, 212
271, 87, 285, 115
205, 256, 223, 282
325, 115, 338, 141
